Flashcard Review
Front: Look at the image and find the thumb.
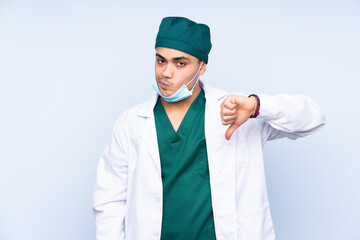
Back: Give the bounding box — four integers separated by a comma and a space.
225, 123, 240, 140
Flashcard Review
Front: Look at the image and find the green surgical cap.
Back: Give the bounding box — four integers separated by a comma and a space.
155, 16, 212, 64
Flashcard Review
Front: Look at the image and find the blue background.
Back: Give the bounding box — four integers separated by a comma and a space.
0, 0, 359, 239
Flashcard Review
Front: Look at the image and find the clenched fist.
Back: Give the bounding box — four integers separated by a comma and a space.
220, 95, 258, 140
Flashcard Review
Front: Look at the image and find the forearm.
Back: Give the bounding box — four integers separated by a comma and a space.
257, 94, 325, 140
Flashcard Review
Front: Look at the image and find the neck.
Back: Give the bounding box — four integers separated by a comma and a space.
160, 83, 201, 112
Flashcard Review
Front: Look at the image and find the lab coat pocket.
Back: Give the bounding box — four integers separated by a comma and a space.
237, 203, 276, 240
198, 139, 210, 179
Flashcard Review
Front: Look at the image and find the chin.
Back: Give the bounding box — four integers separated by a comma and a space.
160, 90, 173, 97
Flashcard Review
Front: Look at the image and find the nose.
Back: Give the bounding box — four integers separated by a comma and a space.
162, 64, 173, 79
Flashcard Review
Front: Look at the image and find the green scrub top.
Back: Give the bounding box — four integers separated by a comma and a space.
154, 88, 216, 240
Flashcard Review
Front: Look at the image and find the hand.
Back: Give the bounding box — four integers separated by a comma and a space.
220, 95, 257, 140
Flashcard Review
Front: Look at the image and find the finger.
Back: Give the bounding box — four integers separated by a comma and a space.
223, 97, 237, 110
224, 101, 236, 111
220, 110, 236, 125
221, 107, 236, 116
222, 118, 234, 126
222, 115, 236, 123
225, 123, 240, 140
221, 113, 234, 125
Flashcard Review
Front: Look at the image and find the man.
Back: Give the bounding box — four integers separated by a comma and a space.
93, 16, 325, 240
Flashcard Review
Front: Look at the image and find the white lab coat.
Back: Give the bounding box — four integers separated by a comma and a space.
93, 82, 325, 240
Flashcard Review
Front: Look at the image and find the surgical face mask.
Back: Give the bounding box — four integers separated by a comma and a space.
152, 61, 203, 102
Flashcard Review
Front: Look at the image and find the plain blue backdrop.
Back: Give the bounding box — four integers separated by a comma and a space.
0, 0, 359, 239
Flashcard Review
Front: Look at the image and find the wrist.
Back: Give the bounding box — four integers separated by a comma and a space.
248, 94, 260, 118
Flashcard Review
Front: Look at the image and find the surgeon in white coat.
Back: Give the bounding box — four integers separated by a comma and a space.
93, 16, 325, 240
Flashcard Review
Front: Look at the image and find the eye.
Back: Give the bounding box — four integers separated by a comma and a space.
157, 59, 165, 64
177, 62, 186, 67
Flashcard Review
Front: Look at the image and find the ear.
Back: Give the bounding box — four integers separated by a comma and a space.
199, 62, 207, 76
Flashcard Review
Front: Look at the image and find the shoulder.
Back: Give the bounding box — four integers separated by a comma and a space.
113, 95, 157, 130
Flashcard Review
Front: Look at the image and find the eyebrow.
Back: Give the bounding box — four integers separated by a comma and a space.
156, 53, 191, 62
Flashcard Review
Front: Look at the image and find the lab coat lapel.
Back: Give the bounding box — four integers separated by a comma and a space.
136, 94, 162, 175
203, 83, 238, 238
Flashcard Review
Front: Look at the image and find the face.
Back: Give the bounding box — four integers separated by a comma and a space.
155, 47, 206, 97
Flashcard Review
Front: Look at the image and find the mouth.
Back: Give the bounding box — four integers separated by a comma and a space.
159, 80, 169, 89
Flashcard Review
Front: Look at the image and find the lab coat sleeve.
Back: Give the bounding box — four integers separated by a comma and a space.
92, 115, 129, 240
257, 94, 325, 144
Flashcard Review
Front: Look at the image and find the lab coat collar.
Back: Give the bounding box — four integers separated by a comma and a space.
136, 80, 228, 118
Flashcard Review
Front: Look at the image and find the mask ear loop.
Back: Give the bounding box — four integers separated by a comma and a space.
186, 61, 204, 91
